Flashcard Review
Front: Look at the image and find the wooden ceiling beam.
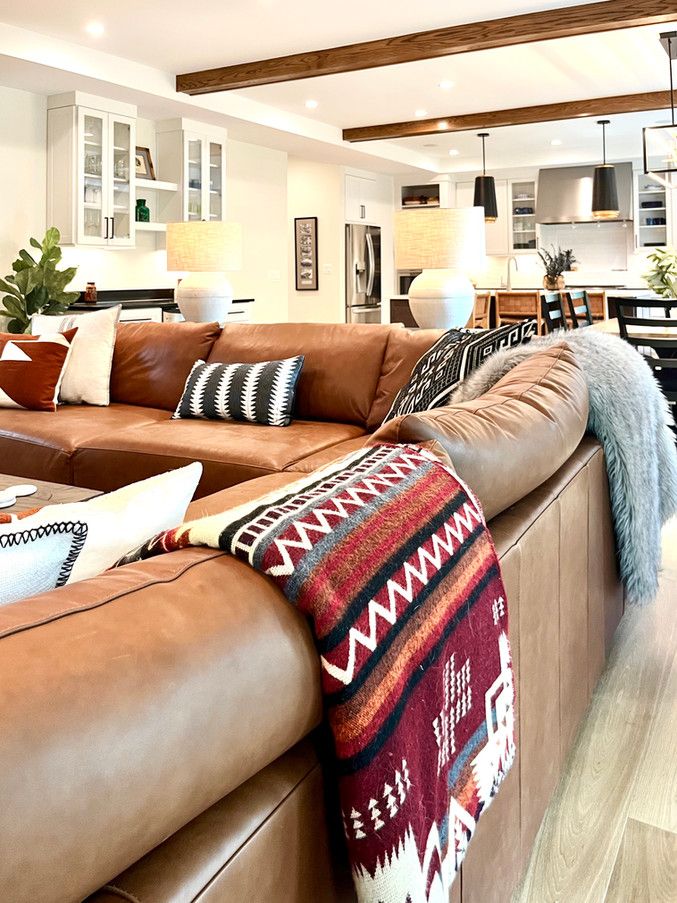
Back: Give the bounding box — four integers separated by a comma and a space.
342, 91, 673, 142
176, 1, 677, 95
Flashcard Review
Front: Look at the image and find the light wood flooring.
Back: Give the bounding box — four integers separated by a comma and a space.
514, 519, 677, 903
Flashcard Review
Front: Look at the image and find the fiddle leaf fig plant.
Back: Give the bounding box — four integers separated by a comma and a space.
0, 227, 79, 333
644, 247, 677, 299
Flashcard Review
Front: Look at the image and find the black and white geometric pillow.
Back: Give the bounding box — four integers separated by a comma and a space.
383, 320, 537, 423
173, 356, 305, 427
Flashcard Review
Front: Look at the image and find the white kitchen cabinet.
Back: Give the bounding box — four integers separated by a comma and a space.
456, 179, 510, 256
156, 119, 227, 223
634, 172, 669, 250
509, 180, 537, 252
47, 93, 136, 248
345, 174, 379, 223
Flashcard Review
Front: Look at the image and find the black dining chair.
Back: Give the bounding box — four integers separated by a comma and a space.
564, 290, 594, 329
616, 298, 677, 431
541, 291, 568, 333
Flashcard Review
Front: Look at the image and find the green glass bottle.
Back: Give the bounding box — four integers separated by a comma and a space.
135, 198, 150, 223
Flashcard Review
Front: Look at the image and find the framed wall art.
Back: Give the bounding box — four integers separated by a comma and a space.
294, 216, 318, 291
135, 146, 156, 180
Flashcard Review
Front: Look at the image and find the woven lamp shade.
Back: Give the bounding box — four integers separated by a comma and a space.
166, 221, 242, 272
394, 207, 486, 273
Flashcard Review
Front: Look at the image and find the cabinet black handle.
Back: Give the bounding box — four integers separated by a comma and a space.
360, 205, 366, 219
111, 217, 115, 239
104, 217, 109, 239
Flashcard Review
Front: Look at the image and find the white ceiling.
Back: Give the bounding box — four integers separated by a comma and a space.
0, 0, 604, 72
0, 1, 674, 173
238, 25, 670, 129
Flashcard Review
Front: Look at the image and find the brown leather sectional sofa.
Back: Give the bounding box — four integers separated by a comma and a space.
0, 322, 624, 903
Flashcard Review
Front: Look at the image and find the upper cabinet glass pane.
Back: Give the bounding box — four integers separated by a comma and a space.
112, 120, 131, 240
209, 142, 223, 221
187, 138, 202, 220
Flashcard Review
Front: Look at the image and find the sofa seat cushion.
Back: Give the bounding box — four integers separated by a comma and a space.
0, 404, 169, 484
72, 419, 367, 497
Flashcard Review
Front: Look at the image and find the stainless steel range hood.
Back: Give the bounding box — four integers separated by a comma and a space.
536, 162, 633, 223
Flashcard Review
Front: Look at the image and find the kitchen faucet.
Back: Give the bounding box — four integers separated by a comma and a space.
506, 255, 519, 290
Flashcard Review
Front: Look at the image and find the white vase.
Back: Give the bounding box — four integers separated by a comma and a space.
408, 268, 475, 329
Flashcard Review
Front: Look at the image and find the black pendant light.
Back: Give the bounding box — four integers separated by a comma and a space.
592, 119, 619, 220
474, 132, 498, 222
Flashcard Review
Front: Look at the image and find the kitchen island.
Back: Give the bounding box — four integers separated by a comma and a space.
390, 288, 610, 330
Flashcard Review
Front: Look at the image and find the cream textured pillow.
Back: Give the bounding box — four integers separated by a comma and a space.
31, 304, 121, 406
0, 462, 202, 605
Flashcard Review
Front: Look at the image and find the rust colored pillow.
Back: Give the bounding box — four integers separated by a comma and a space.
0, 329, 77, 412
0, 332, 39, 355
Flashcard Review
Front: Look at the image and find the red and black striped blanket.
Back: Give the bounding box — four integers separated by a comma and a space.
122, 443, 516, 902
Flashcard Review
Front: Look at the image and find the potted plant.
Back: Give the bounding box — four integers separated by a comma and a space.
538, 245, 577, 291
0, 227, 79, 333
644, 247, 677, 299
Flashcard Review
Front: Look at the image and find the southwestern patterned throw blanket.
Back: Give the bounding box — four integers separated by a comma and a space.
121, 444, 516, 903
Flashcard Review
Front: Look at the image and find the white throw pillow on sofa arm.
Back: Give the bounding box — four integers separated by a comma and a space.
0, 462, 202, 606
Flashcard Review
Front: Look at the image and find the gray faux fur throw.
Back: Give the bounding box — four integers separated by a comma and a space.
452, 328, 677, 604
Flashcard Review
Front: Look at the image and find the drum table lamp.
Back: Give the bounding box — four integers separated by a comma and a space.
394, 207, 486, 329
166, 221, 242, 324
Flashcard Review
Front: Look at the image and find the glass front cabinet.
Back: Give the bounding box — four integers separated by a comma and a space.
156, 119, 227, 224
47, 93, 136, 247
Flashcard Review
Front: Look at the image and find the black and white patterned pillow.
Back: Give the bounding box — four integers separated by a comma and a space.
173, 356, 304, 427
383, 320, 537, 423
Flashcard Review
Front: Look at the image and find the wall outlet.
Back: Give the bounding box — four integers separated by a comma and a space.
269, 269, 281, 282
322, 263, 333, 275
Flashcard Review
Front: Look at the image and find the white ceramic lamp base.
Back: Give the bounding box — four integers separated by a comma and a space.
175, 273, 233, 324
408, 269, 475, 330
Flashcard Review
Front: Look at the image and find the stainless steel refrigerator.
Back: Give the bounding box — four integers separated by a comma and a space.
345, 224, 381, 323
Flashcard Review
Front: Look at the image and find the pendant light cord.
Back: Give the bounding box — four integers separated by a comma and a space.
602, 121, 607, 165
482, 136, 486, 175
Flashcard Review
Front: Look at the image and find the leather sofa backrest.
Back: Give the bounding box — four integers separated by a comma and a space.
207, 322, 393, 427
367, 327, 443, 430
370, 343, 589, 521
111, 321, 221, 411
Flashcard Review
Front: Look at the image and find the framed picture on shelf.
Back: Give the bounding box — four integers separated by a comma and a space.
294, 216, 318, 291
135, 147, 156, 180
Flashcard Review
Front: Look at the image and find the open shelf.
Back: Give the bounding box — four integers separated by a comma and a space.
135, 221, 167, 232
135, 179, 178, 192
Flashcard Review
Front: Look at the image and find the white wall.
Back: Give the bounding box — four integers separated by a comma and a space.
226, 139, 288, 322
287, 157, 345, 323
0, 86, 46, 279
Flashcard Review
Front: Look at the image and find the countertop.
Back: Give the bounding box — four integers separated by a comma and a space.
69, 288, 254, 311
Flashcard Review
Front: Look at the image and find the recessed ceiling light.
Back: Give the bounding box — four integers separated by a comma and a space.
84, 21, 105, 37
423, 143, 439, 148
414, 109, 428, 118
304, 99, 319, 110
448, 149, 460, 156
551, 138, 563, 146
438, 80, 455, 90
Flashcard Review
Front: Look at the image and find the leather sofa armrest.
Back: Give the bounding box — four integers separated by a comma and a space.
370, 343, 589, 521
0, 549, 322, 903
